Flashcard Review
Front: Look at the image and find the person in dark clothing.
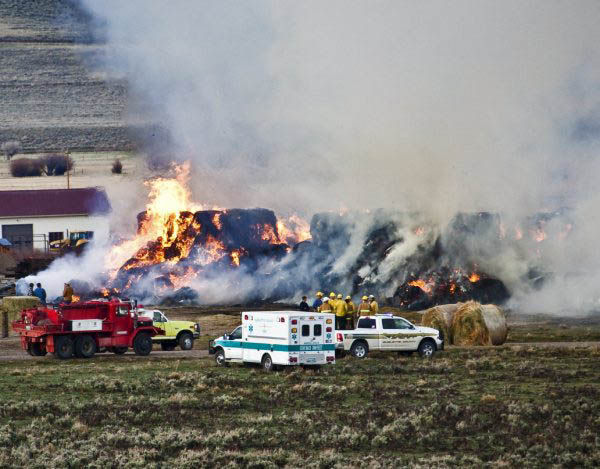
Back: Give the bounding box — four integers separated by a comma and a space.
27, 283, 34, 296
33, 283, 47, 306
299, 296, 310, 311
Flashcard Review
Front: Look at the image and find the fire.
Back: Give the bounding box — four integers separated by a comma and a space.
230, 248, 246, 267
213, 213, 222, 230
468, 273, 480, 283
414, 226, 426, 236
531, 228, 547, 243
71, 295, 81, 303
105, 163, 203, 276
408, 279, 433, 293
276, 215, 312, 245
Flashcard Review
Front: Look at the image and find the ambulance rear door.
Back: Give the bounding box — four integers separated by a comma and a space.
298, 316, 326, 364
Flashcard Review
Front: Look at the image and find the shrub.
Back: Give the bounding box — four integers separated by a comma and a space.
10, 158, 44, 177
1, 140, 22, 160
111, 159, 123, 174
42, 154, 74, 176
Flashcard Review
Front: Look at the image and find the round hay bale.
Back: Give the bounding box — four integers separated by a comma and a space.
480, 304, 508, 345
422, 304, 459, 343
451, 301, 490, 346
1, 296, 40, 334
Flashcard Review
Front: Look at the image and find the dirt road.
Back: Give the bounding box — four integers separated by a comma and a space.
1, 337, 598, 361
0, 337, 209, 361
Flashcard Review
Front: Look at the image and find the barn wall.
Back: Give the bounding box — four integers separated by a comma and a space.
0, 215, 109, 250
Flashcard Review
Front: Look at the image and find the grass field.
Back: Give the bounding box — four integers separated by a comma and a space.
0, 345, 599, 467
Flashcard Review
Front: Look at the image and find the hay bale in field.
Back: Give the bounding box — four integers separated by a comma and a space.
451, 301, 507, 346
480, 304, 508, 345
0, 296, 40, 334
422, 303, 460, 343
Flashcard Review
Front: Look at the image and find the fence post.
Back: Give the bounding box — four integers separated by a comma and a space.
1, 310, 8, 338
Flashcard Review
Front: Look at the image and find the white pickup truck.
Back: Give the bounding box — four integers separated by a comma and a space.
336, 314, 444, 358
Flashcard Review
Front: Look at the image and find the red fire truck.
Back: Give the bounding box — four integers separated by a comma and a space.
12, 299, 164, 359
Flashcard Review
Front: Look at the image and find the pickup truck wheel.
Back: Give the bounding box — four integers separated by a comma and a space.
418, 339, 436, 358
74, 335, 97, 359
350, 341, 368, 359
262, 354, 274, 372
112, 347, 128, 355
161, 342, 177, 351
215, 348, 227, 367
133, 332, 153, 356
178, 332, 194, 351
54, 335, 74, 359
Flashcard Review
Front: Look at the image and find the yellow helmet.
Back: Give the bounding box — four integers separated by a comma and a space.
316, 291, 323, 297
329, 292, 336, 298
362, 295, 368, 300
337, 294, 343, 299
345, 295, 351, 300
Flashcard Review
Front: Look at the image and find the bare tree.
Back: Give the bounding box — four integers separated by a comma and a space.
1, 141, 22, 161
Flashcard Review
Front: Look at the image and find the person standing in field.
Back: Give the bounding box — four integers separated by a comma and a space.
358, 296, 372, 316
62, 283, 73, 304
335, 293, 347, 330
369, 295, 379, 314
345, 295, 355, 329
312, 291, 323, 311
27, 283, 34, 296
33, 283, 47, 306
299, 296, 310, 311
318, 297, 332, 313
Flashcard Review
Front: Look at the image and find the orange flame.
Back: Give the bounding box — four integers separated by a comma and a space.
408, 279, 433, 293
468, 273, 480, 283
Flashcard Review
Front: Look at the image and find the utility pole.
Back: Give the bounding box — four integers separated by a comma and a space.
65, 149, 70, 189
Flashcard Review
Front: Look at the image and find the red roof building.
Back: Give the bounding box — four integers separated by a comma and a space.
0, 188, 111, 218
0, 187, 111, 251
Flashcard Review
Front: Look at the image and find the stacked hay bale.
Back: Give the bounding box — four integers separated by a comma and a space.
421, 301, 507, 346
0, 296, 40, 337
451, 301, 508, 346
421, 304, 460, 343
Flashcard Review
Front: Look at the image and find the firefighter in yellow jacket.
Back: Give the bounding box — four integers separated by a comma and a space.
318, 297, 332, 313
328, 292, 337, 310
358, 296, 371, 316
345, 295, 355, 329
334, 294, 347, 330
369, 295, 379, 314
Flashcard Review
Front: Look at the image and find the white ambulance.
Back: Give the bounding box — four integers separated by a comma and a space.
209, 311, 336, 371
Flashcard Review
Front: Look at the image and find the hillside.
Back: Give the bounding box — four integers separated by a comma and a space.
0, 0, 132, 152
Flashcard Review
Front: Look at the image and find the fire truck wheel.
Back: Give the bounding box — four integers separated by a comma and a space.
178, 332, 194, 350
54, 336, 74, 359
30, 343, 47, 356
133, 332, 153, 356
160, 342, 177, 351
261, 354, 274, 372
74, 335, 97, 359
112, 347, 128, 355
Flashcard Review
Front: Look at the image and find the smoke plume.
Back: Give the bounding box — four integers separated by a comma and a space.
28, 1, 600, 314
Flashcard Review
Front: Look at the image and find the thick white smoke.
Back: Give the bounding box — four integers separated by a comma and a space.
29, 1, 600, 313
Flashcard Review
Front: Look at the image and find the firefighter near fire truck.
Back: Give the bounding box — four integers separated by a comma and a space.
12, 299, 164, 359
